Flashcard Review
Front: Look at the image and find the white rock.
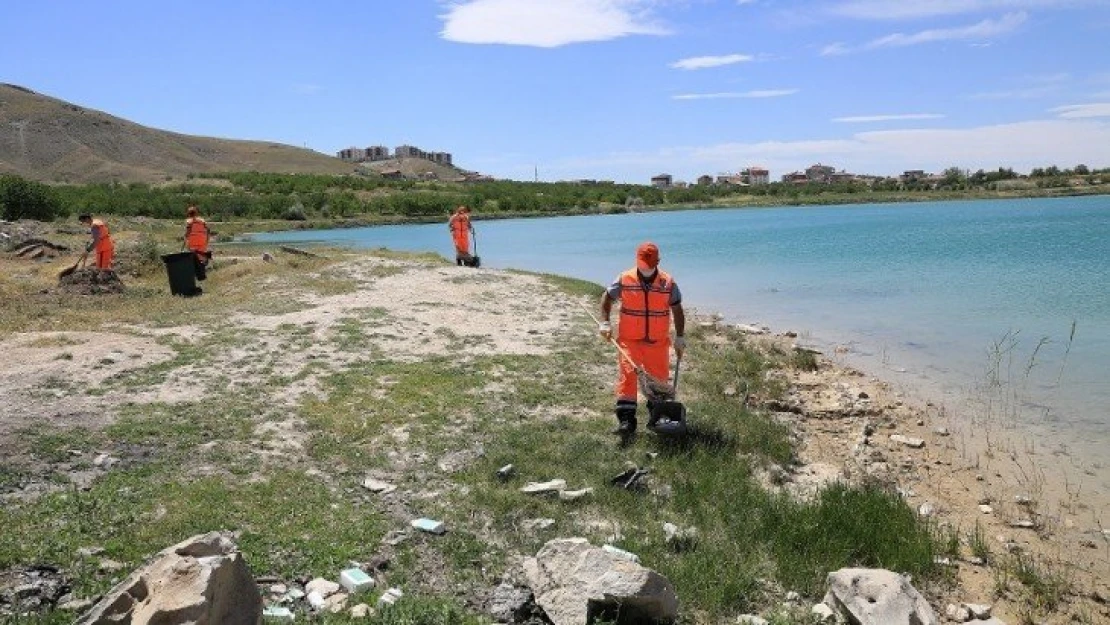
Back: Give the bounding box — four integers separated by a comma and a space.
823, 568, 937, 625
945, 603, 971, 621
811, 602, 836, 622
890, 434, 925, 448
306, 577, 341, 597
918, 502, 935, 517
362, 478, 396, 494
349, 603, 372, 618
307, 591, 326, 610
559, 487, 593, 501
963, 603, 992, 619
979, 504, 993, 514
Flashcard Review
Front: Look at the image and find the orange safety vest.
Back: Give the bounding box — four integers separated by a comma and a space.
449, 213, 470, 236
91, 219, 113, 252
185, 217, 209, 252
617, 268, 675, 343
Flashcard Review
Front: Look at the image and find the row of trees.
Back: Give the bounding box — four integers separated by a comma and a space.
1, 164, 1105, 225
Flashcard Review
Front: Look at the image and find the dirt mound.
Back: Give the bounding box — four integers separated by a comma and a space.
58, 268, 124, 295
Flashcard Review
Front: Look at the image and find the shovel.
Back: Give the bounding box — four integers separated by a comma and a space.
469, 230, 481, 268
58, 251, 88, 279
648, 354, 687, 436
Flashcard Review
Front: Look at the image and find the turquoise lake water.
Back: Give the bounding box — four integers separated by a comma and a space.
254, 195, 1110, 475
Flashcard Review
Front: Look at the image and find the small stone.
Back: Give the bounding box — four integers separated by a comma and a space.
890, 434, 925, 448
362, 478, 396, 494
963, 603, 992, 619
968, 556, 985, 566
307, 590, 326, 610
785, 591, 800, 602
934, 426, 950, 436
98, 558, 125, 573
1010, 519, 1036, 529
979, 504, 993, 514
58, 598, 94, 612
737, 616, 769, 625
325, 592, 349, 613
269, 583, 288, 595
916, 419, 925, 426
945, 603, 972, 621
76, 546, 104, 558
306, 577, 341, 597
350, 603, 372, 618
811, 602, 835, 622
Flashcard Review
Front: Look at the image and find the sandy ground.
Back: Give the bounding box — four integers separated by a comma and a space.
1, 255, 1107, 622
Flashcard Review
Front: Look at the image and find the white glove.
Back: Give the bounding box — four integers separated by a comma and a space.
598, 321, 612, 341
674, 336, 686, 356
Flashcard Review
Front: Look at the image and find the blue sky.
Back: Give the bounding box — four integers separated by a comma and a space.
4, 0, 1110, 183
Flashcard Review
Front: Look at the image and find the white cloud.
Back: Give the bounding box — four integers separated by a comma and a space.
823, 12, 1027, 54
439, 0, 667, 47
829, 0, 1090, 20
293, 83, 322, 95
673, 89, 798, 100
1051, 103, 1110, 118
549, 119, 1110, 181
833, 113, 945, 123
669, 54, 754, 70
969, 85, 1059, 99
866, 12, 1027, 48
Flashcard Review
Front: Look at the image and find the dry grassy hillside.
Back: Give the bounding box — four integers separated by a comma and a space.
0, 83, 356, 184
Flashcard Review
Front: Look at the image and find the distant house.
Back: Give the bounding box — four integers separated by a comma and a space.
741, 167, 770, 185
806, 163, 836, 182
697, 175, 713, 186
651, 173, 673, 188
781, 171, 809, 184
900, 169, 927, 183
379, 168, 403, 179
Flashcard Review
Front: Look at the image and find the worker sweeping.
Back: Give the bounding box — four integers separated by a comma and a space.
78, 213, 114, 273
448, 205, 476, 266
184, 205, 211, 281
599, 241, 686, 436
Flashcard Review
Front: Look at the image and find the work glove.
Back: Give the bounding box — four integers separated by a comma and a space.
674, 336, 686, 358
85, 243, 93, 253
598, 321, 612, 342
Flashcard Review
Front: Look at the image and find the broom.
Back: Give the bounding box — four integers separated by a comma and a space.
577, 301, 675, 401
58, 251, 88, 279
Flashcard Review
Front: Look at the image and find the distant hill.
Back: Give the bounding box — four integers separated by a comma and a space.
0, 83, 360, 184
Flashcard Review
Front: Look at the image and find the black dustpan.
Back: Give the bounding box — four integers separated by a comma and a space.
648, 355, 687, 436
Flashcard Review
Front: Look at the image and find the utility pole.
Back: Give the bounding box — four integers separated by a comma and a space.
534, 165, 538, 183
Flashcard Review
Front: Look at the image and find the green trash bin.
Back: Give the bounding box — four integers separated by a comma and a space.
161, 252, 200, 296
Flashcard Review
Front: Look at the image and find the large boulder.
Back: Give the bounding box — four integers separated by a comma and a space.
78, 532, 261, 625
522, 538, 677, 625
822, 568, 936, 625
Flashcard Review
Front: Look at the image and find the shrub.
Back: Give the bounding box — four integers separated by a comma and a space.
0, 175, 63, 221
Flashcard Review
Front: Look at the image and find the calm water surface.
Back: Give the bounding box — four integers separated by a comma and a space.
255, 196, 1110, 478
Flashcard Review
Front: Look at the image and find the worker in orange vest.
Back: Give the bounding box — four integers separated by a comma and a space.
599, 241, 686, 435
448, 205, 475, 266
184, 205, 212, 281
78, 213, 114, 272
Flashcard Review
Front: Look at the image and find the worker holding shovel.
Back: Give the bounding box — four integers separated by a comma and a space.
599, 241, 686, 436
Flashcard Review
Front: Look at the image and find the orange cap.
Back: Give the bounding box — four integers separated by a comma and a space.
636, 241, 659, 271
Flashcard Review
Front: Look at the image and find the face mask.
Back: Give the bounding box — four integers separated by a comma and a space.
638, 267, 657, 279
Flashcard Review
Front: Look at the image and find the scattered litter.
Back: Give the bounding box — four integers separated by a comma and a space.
340, 568, 375, 594
558, 487, 593, 501
263, 605, 295, 621
602, 544, 641, 563
520, 479, 566, 495
306, 578, 340, 597
610, 467, 649, 489
307, 591, 326, 611
496, 464, 515, 481
376, 587, 403, 609
410, 518, 446, 535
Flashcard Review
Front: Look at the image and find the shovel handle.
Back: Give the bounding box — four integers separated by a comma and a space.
672, 354, 681, 395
